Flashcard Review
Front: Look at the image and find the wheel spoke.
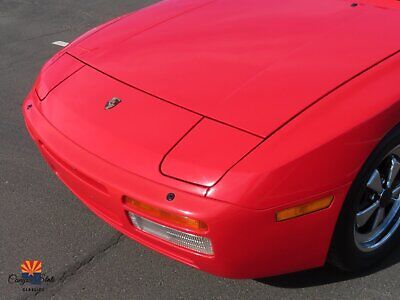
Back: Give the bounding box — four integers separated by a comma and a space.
393, 184, 400, 200
390, 146, 400, 159
372, 207, 385, 230
387, 157, 400, 188
367, 169, 383, 194
356, 201, 380, 227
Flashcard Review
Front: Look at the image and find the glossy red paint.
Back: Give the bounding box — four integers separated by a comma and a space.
39, 65, 205, 190
69, 0, 400, 137
161, 119, 262, 187
208, 54, 400, 210
22, 0, 400, 278
22, 92, 349, 278
358, 0, 400, 8
35, 54, 83, 100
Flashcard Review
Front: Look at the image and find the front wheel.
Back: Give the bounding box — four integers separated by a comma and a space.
329, 126, 400, 272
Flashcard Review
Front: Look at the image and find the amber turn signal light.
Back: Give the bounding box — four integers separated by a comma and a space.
276, 196, 334, 222
124, 196, 208, 233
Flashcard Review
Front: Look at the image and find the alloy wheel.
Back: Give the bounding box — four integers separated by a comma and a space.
354, 146, 400, 252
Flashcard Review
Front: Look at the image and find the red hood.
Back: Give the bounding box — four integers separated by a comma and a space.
68, 0, 400, 137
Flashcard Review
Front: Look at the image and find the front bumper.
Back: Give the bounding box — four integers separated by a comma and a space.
23, 90, 349, 279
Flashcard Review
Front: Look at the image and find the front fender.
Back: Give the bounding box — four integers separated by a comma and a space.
208, 52, 400, 211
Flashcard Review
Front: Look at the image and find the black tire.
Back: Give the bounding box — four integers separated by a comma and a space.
329, 124, 400, 272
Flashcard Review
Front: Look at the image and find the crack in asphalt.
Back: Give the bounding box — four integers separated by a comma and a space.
26, 233, 124, 299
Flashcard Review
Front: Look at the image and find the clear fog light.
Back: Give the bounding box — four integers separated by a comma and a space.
128, 212, 214, 255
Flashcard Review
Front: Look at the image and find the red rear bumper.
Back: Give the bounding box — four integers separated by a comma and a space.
22, 91, 348, 279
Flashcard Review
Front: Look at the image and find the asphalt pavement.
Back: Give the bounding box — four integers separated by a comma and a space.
1, 1, 400, 299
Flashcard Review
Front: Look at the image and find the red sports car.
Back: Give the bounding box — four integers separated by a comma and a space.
22, 0, 400, 278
